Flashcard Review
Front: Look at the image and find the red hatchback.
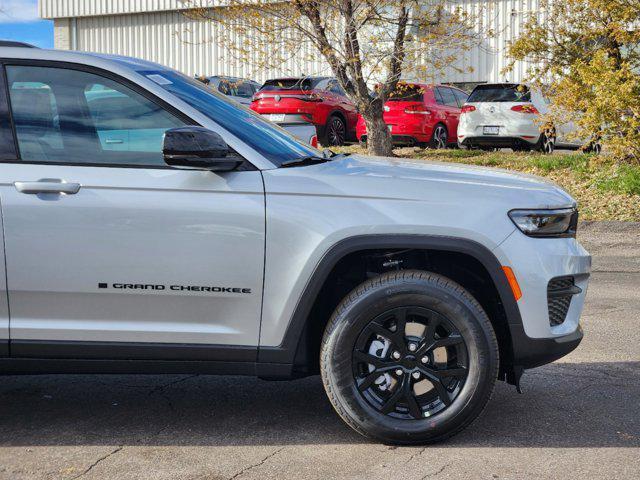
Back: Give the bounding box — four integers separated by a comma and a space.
251, 77, 358, 146
356, 83, 469, 148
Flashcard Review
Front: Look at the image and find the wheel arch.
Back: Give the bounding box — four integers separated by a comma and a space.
258, 235, 522, 379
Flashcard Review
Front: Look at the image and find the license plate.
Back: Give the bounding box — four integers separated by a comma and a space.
483, 126, 500, 135
268, 114, 286, 122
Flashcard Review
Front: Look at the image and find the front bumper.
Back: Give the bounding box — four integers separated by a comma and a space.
494, 229, 591, 371
510, 323, 583, 369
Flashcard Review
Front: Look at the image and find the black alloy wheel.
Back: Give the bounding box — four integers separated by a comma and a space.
353, 306, 468, 419
326, 115, 346, 146
320, 270, 499, 444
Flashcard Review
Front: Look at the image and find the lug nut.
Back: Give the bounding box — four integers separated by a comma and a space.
412, 371, 421, 379
392, 351, 401, 360
421, 356, 429, 364
395, 369, 403, 376
408, 343, 417, 352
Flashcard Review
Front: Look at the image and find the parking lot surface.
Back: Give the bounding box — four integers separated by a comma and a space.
0, 221, 638, 480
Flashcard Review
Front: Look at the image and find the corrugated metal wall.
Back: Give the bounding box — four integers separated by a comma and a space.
40, 0, 216, 19
74, 9, 331, 82
44, 0, 541, 85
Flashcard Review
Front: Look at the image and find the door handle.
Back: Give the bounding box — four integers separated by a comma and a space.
14, 179, 81, 195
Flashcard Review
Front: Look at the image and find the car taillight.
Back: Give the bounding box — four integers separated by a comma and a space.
404, 104, 431, 115
461, 105, 476, 113
310, 135, 318, 148
511, 104, 539, 114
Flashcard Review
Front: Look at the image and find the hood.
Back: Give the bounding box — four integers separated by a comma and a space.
264, 153, 576, 210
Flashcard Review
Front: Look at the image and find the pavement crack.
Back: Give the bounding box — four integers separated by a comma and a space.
228, 447, 285, 480
405, 447, 427, 463
147, 374, 199, 397
71, 446, 123, 479
420, 462, 451, 479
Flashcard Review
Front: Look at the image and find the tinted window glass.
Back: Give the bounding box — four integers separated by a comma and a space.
7, 66, 185, 165
0, 69, 19, 160
388, 84, 425, 102
468, 84, 531, 103
433, 87, 444, 105
260, 77, 328, 91
437, 87, 458, 107
452, 89, 469, 107
328, 81, 345, 96
140, 69, 318, 166
217, 79, 257, 98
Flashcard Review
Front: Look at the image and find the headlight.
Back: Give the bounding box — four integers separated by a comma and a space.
508, 208, 578, 238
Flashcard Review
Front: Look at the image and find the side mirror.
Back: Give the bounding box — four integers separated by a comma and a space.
163, 126, 241, 171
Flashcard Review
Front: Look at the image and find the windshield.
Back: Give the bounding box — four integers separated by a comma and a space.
134, 69, 319, 166
468, 84, 531, 103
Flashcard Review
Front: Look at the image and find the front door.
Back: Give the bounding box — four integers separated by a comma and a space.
0, 62, 265, 360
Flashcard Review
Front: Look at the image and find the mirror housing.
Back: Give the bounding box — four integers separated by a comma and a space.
163, 126, 241, 171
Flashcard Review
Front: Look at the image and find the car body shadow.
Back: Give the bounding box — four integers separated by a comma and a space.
0, 361, 637, 448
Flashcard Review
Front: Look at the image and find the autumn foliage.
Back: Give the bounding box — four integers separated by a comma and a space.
507, 0, 640, 163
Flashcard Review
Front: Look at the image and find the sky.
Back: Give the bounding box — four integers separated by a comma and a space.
0, 0, 53, 48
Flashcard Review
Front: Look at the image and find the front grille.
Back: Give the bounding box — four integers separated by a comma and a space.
547, 277, 581, 327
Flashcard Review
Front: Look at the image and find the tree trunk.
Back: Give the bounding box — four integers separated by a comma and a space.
362, 105, 394, 157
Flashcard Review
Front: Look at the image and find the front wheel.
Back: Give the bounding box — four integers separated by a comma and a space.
321, 270, 499, 444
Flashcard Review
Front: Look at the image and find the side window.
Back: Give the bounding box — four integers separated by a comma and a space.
328, 80, 345, 96
0, 68, 18, 160
453, 89, 469, 108
438, 87, 458, 108
433, 87, 445, 105
6, 65, 185, 166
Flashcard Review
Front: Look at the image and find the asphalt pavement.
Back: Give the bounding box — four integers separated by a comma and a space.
0, 221, 638, 480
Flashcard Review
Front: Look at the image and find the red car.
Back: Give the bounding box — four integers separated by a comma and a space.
356, 83, 469, 148
251, 77, 358, 146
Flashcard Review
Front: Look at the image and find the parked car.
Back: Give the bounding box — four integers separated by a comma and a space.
0, 46, 590, 445
196, 75, 317, 146
250, 76, 358, 146
356, 83, 469, 148
457, 83, 598, 153
205, 75, 260, 106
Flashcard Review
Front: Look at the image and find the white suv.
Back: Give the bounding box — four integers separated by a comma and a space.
458, 83, 592, 154
0, 47, 591, 445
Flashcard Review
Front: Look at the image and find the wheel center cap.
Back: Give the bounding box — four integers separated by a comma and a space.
401, 355, 416, 368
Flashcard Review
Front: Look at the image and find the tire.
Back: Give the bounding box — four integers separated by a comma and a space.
429, 124, 448, 149
320, 270, 499, 445
322, 114, 347, 146
537, 128, 555, 154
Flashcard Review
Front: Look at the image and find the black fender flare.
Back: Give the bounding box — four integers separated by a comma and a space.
258, 234, 523, 366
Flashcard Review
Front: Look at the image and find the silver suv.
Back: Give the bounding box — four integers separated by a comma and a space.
0, 47, 591, 444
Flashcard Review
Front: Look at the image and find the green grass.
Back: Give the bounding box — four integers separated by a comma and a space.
596, 164, 640, 196
334, 145, 640, 222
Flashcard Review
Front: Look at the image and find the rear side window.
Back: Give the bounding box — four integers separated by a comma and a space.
437, 87, 459, 107
6, 65, 185, 166
260, 77, 327, 91
452, 89, 469, 107
388, 84, 425, 102
468, 84, 531, 103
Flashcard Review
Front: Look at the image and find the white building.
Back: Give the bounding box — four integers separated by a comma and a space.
39, 0, 538, 88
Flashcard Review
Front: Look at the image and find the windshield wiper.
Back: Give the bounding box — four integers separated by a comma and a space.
280, 149, 351, 168
281, 155, 331, 168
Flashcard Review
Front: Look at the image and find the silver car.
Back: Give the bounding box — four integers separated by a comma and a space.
0, 47, 591, 445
